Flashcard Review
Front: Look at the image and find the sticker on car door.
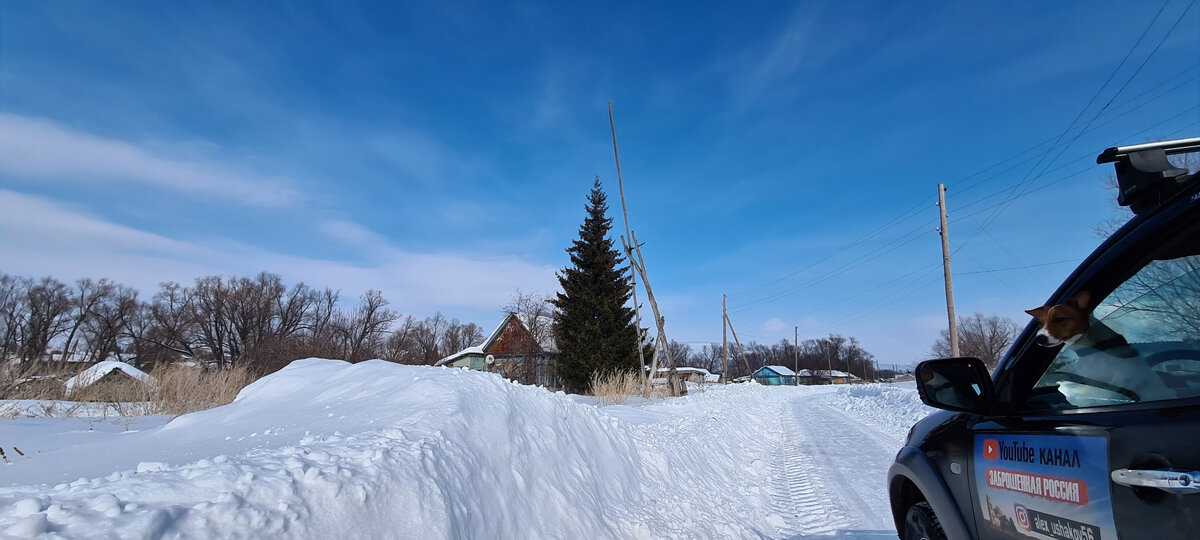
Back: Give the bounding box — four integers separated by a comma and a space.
975, 434, 1116, 540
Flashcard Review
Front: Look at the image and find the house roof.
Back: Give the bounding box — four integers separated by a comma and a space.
514, 313, 557, 353
756, 365, 796, 377
65, 361, 154, 395
436, 312, 558, 366
435, 346, 485, 366
795, 369, 859, 379
648, 366, 720, 382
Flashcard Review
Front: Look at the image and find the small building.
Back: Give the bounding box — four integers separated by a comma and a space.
795, 369, 860, 385
753, 365, 796, 386
437, 312, 560, 387
647, 366, 721, 385
64, 360, 155, 396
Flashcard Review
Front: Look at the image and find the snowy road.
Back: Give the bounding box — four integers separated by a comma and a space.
760, 388, 909, 539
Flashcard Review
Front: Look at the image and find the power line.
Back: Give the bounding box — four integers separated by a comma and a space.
951, 107, 1199, 225
729, 221, 935, 313
1034, 0, 1197, 182
726, 5, 1196, 311
956, 1, 1184, 253
952, 69, 1200, 213
731, 199, 928, 298
955, 258, 1082, 276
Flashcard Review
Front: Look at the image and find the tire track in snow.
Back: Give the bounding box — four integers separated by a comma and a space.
784, 395, 900, 532
766, 404, 852, 537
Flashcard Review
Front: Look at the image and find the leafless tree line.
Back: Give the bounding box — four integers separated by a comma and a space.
0, 271, 482, 375
667, 333, 879, 380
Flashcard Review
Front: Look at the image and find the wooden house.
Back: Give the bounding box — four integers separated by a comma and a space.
437, 312, 560, 387
794, 369, 860, 385
753, 365, 796, 386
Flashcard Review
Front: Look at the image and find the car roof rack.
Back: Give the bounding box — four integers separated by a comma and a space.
1097, 137, 1200, 215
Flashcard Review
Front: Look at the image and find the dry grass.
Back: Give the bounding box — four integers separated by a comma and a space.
150, 365, 251, 416
0, 363, 252, 418
589, 370, 666, 405
0, 362, 72, 401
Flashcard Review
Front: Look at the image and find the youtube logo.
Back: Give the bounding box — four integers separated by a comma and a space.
983, 439, 998, 461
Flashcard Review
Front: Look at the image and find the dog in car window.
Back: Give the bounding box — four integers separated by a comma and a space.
1025, 291, 1137, 358
1026, 291, 1176, 405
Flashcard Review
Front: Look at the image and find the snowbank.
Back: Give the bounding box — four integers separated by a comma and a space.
0, 360, 925, 539
0, 359, 805, 539
822, 382, 932, 441
63, 361, 154, 395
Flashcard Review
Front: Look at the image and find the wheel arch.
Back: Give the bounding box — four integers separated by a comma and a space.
887, 446, 974, 540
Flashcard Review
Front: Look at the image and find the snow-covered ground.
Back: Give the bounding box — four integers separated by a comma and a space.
0, 358, 933, 539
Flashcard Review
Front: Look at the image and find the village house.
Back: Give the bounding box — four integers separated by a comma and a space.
753, 365, 796, 386
794, 369, 861, 385
436, 312, 559, 387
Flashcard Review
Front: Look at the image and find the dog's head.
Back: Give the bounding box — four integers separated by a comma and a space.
1026, 291, 1092, 347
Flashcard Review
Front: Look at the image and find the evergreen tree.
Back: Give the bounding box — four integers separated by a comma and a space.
551, 176, 640, 393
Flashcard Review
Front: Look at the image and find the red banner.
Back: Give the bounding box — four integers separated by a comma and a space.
985, 468, 1089, 506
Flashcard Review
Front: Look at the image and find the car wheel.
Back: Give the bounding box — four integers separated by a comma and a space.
903, 501, 947, 540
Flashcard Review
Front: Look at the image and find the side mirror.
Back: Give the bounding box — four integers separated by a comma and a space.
915, 357, 995, 414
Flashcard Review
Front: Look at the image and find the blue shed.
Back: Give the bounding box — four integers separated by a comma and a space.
753, 365, 797, 386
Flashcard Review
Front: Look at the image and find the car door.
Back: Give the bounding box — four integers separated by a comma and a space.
967, 203, 1200, 539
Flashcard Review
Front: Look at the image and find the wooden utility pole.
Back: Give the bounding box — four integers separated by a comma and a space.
722, 294, 728, 384
609, 102, 683, 396
794, 326, 799, 385
825, 347, 833, 384
609, 102, 649, 391
938, 183, 960, 357
724, 312, 751, 376
625, 230, 682, 395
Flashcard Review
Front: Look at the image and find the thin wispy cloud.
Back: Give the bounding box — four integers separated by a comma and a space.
365, 130, 486, 187
0, 191, 557, 315
0, 114, 300, 206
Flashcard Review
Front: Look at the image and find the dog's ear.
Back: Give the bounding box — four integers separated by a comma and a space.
1025, 307, 1047, 321
1068, 291, 1093, 313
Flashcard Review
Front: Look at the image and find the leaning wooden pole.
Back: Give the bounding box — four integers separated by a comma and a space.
629, 230, 682, 395
722, 294, 728, 384
724, 313, 752, 376
609, 101, 649, 391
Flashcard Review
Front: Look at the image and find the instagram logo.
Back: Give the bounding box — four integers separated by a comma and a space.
1014, 505, 1030, 531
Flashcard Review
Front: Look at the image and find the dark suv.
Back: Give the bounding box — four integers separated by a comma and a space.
888, 137, 1200, 540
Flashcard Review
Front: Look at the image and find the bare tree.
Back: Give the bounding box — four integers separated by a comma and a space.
0, 275, 30, 361
84, 285, 138, 364
440, 319, 483, 358
340, 289, 398, 363
930, 312, 1020, 369
191, 276, 234, 368
666, 340, 694, 368
19, 277, 72, 363
60, 278, 115, 362
129, 281, 197, 364
410, 312, 448, 364
381, 315, 422, 364
694, 343, 724, 375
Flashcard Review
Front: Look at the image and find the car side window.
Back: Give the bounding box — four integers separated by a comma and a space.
1030, 251, 1200, 409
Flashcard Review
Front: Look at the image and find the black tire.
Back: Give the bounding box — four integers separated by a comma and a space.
903, 501, 947, 540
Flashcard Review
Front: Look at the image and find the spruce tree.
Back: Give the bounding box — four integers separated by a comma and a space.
551, 176, 640, 393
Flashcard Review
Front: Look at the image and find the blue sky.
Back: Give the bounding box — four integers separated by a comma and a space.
2, 1, 1197, 368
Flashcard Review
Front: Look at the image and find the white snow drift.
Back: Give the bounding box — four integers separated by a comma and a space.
0, 358, 929, 539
